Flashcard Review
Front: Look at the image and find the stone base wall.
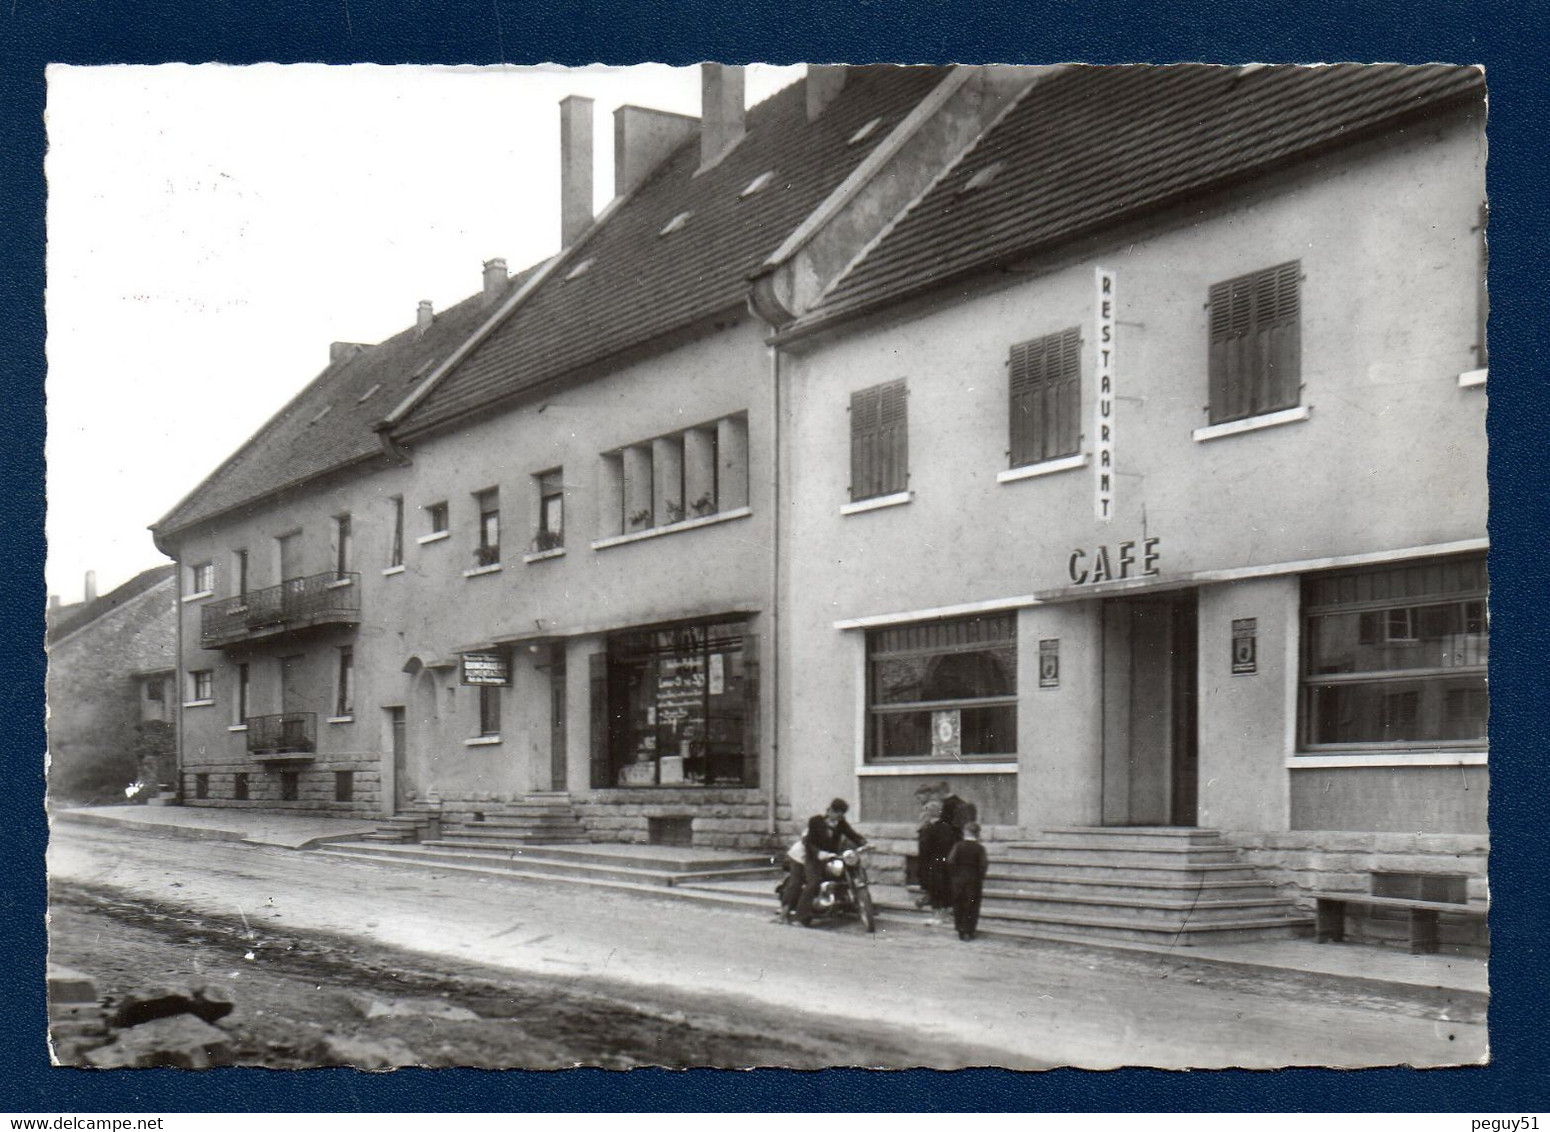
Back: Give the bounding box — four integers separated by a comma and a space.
180, 762, 382, 816
1227, 830, 1490, 955
574, 789, 791, 852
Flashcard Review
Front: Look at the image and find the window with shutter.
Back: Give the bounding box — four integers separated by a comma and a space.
1207, 261, 1301, 425
850, 380, 908, 501
1009, 327, 1081, 467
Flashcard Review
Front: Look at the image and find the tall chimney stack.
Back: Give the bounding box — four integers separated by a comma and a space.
806, 65, 848, 120
614, 106, 700, 197
84, 570, 97, 603
560, 95, 595, 248
699, 64, 746, 173
482, 258, 508, 306
416, 300, 434, 333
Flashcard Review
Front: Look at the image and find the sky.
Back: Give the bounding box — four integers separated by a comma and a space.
43, 63, 806, 603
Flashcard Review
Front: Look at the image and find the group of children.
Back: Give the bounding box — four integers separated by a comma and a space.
916, 799, 989, 941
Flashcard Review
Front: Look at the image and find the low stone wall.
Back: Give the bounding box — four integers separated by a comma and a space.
181, 762, 382, 816
1227, 830, 1490, 955
573, 789, 791, 852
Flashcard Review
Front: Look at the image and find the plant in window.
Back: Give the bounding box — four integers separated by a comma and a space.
533, 528, 564, 552
690, 494, 715, 517
665, 501, 686, 525
629, 508, 653, 530
473, 544, 500, 567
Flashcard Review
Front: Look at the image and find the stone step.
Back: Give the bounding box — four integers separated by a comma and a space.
974, 904, 1313, 945
318, 842, 779, 888
1004, 844, 1241, 865
989, 859, 1262, 883
984, 871, 1280, 901
980, 889, 1302, 924
1027, 827, 1228, 850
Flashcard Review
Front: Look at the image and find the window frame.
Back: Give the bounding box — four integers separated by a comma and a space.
333, 513, 353, 578
478, 684, 502, 738
426, 501, 449, 537
536, 468, 565, 550
334, 646, 354, 718
389, 497, 405, 567
475, 488, 500, 565
1207, 260, 1302, 426
233, 663, 249, 725
188, 669, 214, 704
189, 561, 215, 595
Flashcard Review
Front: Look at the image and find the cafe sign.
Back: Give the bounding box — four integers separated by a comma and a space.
461, 651, 511, 686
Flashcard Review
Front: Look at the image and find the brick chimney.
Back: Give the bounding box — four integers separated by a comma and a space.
614, 105, 699, 197
482, 258, 508, 306
806, 65, 848, 120
84, 570, 97, 603
416, 300, 434, 333
560, 95, 594, 248
699, 64, 745, 173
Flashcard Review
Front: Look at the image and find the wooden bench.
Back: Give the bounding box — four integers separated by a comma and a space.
1308, 890, 1486, 955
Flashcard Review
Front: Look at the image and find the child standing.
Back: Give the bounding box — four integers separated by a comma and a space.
945, 821, 989, 941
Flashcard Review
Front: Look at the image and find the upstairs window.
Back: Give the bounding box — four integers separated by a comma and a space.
600, 414, 748, 538
1208, 261, 1301, 425
189, 561, 214, 595
145, 678, 164, 703
850, 380, 908, 501
188, 669, 214, 704
535, 469, 565, 551
1009, 327, 1081, 467
389, 497, 404, 567
335, 647, 354, 717
478, 685, 502, 737
234, 663, 249, 725
333, 514, 353, 578
426, 501, 449, 536
233, 549, 249, 596
475, 489, 500, 565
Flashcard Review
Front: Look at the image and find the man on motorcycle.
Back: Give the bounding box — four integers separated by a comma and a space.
795, 798, 867, 926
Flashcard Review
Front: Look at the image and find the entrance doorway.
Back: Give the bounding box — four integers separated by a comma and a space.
388, 706, 407, 811
548, 646, 568, 791
1100, 591, 1198, 826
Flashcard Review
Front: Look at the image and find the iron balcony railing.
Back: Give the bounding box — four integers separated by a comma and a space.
246, 711, 317, 756
201, 572, 360, 649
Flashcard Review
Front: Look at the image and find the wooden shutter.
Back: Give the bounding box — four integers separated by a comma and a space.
589, 652, 610, 789
850, 381, 907, 500
739, 633, 760, 788
849, 385, 880, 500
1009, 327, 1081, 466
1208, 261, 1300, 424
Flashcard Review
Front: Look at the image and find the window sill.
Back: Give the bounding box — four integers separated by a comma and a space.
463, 563, 504, 578
417, 531, 451, 545
592, 506, 752, 551
1290, 750, 1487, 769
327, 715, 354, 725
227, 724, 248, 733
856, 761, 1017, 776
524, 547, 566, 563
381, 565, 407, 577
1458, 367, 1487, 389
997, 453, 1087, 484
181, 591, 214, 604
182, 700, 215, 709
464, 735, 502, 747
840, 491, 912, 516
1192, 405, 1309, 442
324, 577, 354, 590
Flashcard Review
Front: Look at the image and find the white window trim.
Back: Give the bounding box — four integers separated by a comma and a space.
463, 563, 504, 578
856, 762, 1018, 777
226, 724, 248, 732
523, 547, 567, 564
464, 735, 502, 747
1288, 751, 1487, 769
181, 591, 214, 604
182, 699, 215, 709
324, 577, 354, 590
591, 506, 752, 551
417, 530, 451, 545
997, 452, 1088, 484
327, 715, 355, 725
1192, 405, 1310, 443
381, 564, 407, 577
1458, 367, 1488, 388
840, 490, 913, 516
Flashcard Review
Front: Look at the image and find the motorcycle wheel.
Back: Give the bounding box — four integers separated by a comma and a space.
856, 887, 877, 933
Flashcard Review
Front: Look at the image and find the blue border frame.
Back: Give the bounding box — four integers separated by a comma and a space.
5, 1, 1545, 1112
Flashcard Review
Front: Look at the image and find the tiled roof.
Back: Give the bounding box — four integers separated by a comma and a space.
800, 64, 1486, 330
396, 66, 951, 439
152, 266, 541, 537
47, 563, 175, 644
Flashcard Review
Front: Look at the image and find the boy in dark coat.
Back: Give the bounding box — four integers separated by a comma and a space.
915, 800, 958, 925
946, 821, 989, 941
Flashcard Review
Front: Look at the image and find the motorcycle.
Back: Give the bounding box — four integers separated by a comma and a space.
803, 845, 878, 933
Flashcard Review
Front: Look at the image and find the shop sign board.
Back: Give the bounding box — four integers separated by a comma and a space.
460, 651, 510, 686
1094, 266, 1116, 522
1039, 639, 1060, 688
1232, 618, 1258, 675
1067, 537, 1161, 585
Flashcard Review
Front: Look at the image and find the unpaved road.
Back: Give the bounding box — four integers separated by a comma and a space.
47, 821, 1486, 1069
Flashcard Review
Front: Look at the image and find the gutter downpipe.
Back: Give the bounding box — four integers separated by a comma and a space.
767, 338, 781, 837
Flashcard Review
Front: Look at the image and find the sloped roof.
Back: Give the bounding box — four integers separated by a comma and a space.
798, 64, 1486, 332
48, 563, 175, 645
152, 266, 542, 537
396, 66, 951, 440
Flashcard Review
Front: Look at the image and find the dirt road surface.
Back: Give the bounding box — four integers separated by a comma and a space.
47, 822, 1485, 1069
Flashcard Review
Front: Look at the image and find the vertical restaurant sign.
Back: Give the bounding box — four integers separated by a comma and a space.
1095, 267, 1116, 522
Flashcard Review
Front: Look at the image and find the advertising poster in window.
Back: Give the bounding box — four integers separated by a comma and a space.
931, 709, 962, 761
1232, 618, 1258, 676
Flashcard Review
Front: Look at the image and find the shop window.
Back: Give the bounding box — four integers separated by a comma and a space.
535, 469, 565, 551
194, 773, 209, 800
334, 770, 354, 803
850, 380, 907, 501
1207, 261, 1301, 425
595, 619, 756, 787
474, 489, 500, 565
1300, 554, 1488, 749
865, 613, 1017, 763
233, 773, 249, 801
1009, 327, 1081, 467
479, 685, 502, 737
280, 771, 299, 802
335, 647, 354, 717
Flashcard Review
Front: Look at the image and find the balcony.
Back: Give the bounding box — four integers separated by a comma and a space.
246, 712, 316, 760
201, 572, 360, 650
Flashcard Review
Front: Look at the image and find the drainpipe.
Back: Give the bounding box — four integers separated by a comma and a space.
767, 341, 782, 837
